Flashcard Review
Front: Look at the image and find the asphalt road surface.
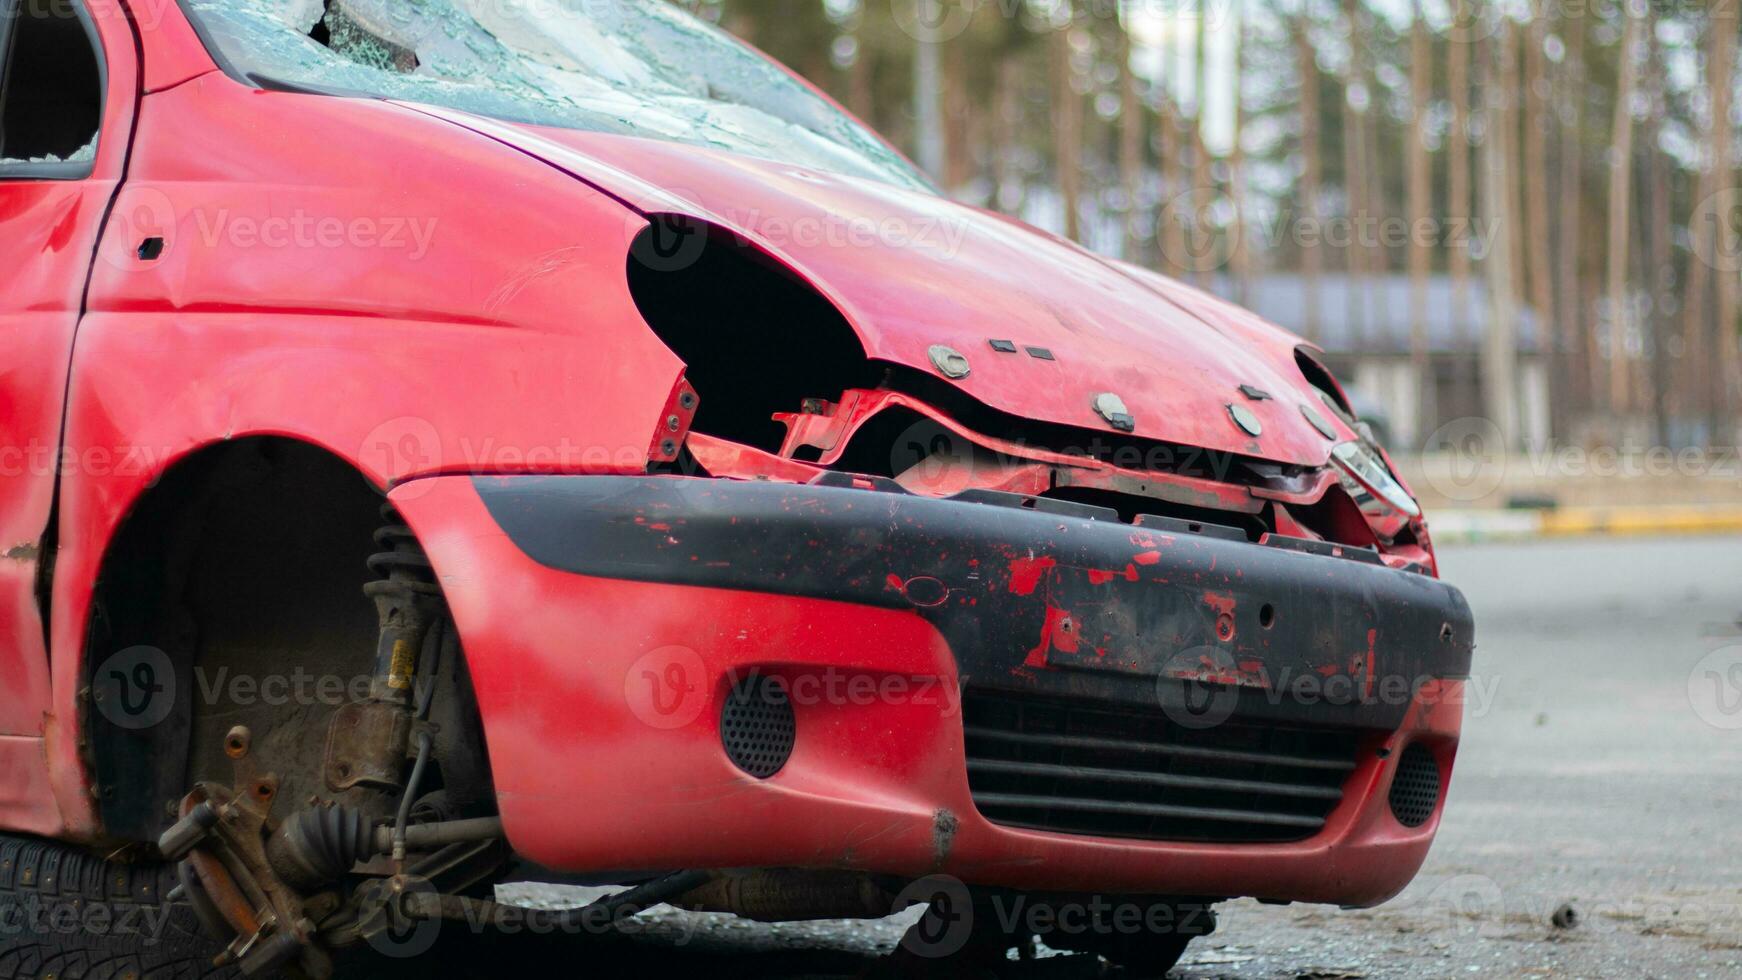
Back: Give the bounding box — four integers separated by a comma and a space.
453, 534, 1742, 978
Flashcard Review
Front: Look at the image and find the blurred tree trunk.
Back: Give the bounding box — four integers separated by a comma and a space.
1229, 0, 1250, 304
1118, 10, 1143, 260
942, 35, 973, 191
1709, 3, 1740, 443
1051, 11, 1081, 241
1295, 14, 1322, 341
1192, 0, 1213, 287
993, 56, 1023, 214
1557, 4, 1588, 424
1407, 0, 1432, 447
1448, 7, 1475, 415
1158, 39, 1187, 279
1498, 17, 1526, 335
1681, 21, 1712, 433
913, 0, 945, 180
1644, 24, 1672, 447
847, 21, 874, 123
1342, 0, 1369, 346
1523, 1, 1556, 434
1605, 5, 1642, 414
1482, 25, 1520, 451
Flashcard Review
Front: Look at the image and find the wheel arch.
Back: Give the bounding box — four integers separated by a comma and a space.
76, 436, 492, 844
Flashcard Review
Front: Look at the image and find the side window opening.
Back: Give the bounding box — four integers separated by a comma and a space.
0, 0, 102, 168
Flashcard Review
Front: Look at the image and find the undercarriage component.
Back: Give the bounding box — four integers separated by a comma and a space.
675, 869, 896, 922
158, 727, 510, 977
158, 736, 335, 978
321, 700, 412, 792
389, 869, 712, 932
266, 805, 377, 891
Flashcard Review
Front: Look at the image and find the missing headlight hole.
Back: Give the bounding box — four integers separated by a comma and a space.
628, 215, 879, 451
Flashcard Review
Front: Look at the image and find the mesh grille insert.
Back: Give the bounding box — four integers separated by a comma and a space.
963, 689, 1363, 844
720, 675, 795, 778
1388, 743, 1441, 828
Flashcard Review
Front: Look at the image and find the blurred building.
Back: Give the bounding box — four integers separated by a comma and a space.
1215, 274, 1548, 450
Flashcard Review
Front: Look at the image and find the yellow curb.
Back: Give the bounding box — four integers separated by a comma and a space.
1538, 506, 1742, 538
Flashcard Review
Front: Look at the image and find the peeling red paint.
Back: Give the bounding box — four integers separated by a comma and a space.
1133, 550, 1162, 566
1007, 555, 1056, 596
1201, 591, 1236, 617
1044, 606, 1080, 654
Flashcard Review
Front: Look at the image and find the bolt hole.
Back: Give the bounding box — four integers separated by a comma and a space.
1439, 623, 1455, 643
1215, 613, 1236, 642
1259, 604, 1276, 629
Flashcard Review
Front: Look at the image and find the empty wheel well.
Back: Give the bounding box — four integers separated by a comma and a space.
83, 438, 492, 843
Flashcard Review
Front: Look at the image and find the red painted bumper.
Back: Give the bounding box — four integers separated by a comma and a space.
393, 475, 1471, 907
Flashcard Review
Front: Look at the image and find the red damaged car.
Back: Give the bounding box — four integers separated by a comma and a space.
0, 0, 1472, 976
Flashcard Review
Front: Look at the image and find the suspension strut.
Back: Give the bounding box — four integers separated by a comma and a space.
322, 506, 446, 794
156, 508, 469, 977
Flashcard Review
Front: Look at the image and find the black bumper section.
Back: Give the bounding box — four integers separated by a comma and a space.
475, 475, 1474, 731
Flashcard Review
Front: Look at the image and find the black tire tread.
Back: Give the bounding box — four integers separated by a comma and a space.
0, 833, 232, 980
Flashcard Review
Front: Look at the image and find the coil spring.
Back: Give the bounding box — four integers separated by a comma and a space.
363, 505, 443, 601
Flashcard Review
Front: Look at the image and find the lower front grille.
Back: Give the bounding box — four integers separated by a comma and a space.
963, 690, 1365, 843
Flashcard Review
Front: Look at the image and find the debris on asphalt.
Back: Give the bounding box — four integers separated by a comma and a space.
1551, 902, 1581, 930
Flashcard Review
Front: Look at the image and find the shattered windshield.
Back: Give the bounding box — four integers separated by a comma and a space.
184, 0, 929, 191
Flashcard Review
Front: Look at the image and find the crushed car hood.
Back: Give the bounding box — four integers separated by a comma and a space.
405, 104, 1349, 467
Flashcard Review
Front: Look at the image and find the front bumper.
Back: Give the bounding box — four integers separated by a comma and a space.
394, 474, 1473, 907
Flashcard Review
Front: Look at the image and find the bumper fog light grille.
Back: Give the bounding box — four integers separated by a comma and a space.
721, 676, 795, 778
1388, 743, 1441, 828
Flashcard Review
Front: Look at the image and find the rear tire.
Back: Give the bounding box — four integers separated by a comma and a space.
0, 833, 232, 979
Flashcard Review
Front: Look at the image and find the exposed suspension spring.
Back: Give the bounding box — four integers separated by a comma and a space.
362, 506, 446, 705
323, 507, 449, 794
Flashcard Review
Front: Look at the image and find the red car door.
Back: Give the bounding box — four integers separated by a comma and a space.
0, 0, 135, 738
